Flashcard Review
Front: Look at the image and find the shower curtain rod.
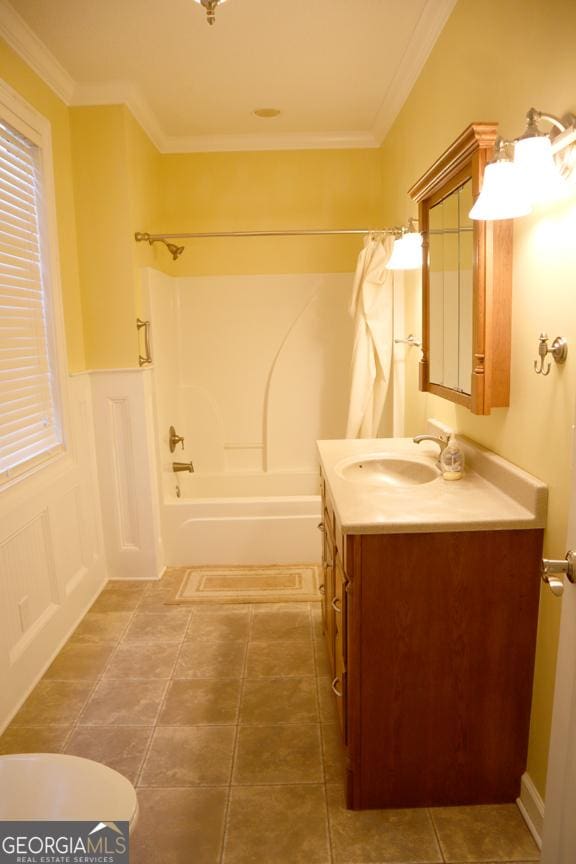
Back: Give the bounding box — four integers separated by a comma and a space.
134, 229, 399, 260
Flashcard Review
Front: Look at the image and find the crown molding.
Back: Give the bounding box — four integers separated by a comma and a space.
0, 0, 75, 103
0, 0, 453, 153
160, 130, 380, 153
71, 80, 166, 151
372, 0, 458, 143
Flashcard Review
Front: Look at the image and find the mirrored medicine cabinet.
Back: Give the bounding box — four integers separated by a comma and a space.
409, 123, 513, 415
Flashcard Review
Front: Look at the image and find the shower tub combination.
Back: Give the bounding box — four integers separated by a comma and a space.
161, 472, 321, 565
146, 267, 356, 567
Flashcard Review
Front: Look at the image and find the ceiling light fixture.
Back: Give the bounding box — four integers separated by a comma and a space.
386, 219, 423, 270
470, 107, 576, 221
193, 0, 228, 26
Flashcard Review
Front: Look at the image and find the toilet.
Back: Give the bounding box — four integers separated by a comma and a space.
0, 754, 138, 830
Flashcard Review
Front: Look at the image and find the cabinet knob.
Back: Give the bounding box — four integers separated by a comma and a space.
317, 521, 325, 533
331, 677, 343, 698
331, 597, 342, 613
319, 584, 326, 595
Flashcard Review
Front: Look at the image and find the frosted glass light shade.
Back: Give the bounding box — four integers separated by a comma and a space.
469, 160, 532, 220
386, 232, 423, 270
514, 135, 566, 203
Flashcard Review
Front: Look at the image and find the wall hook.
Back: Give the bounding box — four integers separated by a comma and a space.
534, 333, 568, 376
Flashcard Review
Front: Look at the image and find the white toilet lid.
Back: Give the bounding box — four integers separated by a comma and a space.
0, 754, 138, 825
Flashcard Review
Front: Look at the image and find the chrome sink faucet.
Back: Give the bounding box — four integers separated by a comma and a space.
412, 434, 449, 462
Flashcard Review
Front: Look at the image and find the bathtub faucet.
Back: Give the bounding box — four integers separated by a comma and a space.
172, 461, 194, 473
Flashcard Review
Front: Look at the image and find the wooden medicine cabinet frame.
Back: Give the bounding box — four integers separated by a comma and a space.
409, 123, 513, 415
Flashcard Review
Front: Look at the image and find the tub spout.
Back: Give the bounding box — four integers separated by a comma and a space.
172, 461, 194, 473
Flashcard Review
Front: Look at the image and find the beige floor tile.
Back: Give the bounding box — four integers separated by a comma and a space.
106, 580, 149, 593
70, 612, 132, 644
43, 642, 115, 680
103, 642, 180, 679
430, 804, 540, 862
233, 723, 322, 784
140, 725, 235, 787
123, 611, 190, 643
316, 676, 340, 724
321, 724, 347, 784
78, 678, 167, 725
90, 588, 143, 613
185, 603, 251, 614
174, 640, 245, 678
240, 677, 318, 724
246, 640, 315, 677
314, 640, 331, 676
185, 609, 251, 642
131, 787, 227, 864
11, 681, 93, 727
0, 725, 69, 754
137, 594, 182, 613
224, 784, 330, 864
327, 784, 442, 863
64, 726, 151, 784
147, 568, 186, 589
250, 607, 312, 642
158, 679, 241, 725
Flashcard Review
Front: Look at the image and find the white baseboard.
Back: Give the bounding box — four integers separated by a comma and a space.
517, 772, 544, 849
0, 565, 106, 735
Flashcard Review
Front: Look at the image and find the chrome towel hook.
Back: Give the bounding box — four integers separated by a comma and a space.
534, 333, 568, 375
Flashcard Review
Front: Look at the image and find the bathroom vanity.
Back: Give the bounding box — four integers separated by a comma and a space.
317, 434, 547, 810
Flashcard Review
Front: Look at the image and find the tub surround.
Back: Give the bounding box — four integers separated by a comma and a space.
317, 435, 547, 535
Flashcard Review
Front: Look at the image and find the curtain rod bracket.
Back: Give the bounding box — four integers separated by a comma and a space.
135, 232, 185, 261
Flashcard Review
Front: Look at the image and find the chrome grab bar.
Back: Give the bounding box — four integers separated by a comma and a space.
137, 318, 152, 366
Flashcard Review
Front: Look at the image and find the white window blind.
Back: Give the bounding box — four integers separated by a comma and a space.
0, 116, 62, 481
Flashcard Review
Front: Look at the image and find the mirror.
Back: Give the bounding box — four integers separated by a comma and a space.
409, 124, 513, 415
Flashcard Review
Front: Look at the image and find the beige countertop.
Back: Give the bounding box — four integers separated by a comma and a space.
317, 436, 548, 535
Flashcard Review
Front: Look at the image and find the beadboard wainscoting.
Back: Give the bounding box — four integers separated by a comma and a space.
90, 368, 165, 581
0, 374, 107, 731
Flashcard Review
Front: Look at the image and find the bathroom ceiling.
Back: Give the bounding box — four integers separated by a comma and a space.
1, 0, 456, 151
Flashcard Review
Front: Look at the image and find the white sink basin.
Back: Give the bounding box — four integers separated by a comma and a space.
335, 454, 441, 487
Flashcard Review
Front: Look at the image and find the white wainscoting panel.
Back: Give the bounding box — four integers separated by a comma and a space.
90, 369, 164, 580
0, 373, 107, 732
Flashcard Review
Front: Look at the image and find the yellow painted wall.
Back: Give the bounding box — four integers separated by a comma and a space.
0, 38, 86, 371
70, 105, 153, 369
157, 149, 383, 276
379, 0, 576, 797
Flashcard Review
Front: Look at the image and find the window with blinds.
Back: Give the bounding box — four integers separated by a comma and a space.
0, 115, 62, 483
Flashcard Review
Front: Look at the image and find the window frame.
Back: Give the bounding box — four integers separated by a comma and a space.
0, 79, 70, 490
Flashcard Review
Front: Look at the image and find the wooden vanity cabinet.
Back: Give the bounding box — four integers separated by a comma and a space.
320, 472, 544, 810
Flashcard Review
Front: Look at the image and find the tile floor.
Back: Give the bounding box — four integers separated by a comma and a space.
0, 570, 541, 864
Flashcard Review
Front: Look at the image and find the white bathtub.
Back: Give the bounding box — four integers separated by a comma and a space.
161, 472, 322, 565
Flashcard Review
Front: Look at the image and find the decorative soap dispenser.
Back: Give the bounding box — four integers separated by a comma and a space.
440, 434, 465, 480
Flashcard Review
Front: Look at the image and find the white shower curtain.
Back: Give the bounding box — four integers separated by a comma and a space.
345, 235, 394, 438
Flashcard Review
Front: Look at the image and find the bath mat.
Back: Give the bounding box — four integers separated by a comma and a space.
171, 564, 321, 604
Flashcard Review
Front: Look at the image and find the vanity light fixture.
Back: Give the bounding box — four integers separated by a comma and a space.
386, 219, 423, 270
468, 139, 532, 220
192, 0, 228, 26
470, 107, 576, 221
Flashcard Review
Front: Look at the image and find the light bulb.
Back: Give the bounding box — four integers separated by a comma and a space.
513, 135, 566, 203
469, 160, 532, 220
386, 232, 422, 270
